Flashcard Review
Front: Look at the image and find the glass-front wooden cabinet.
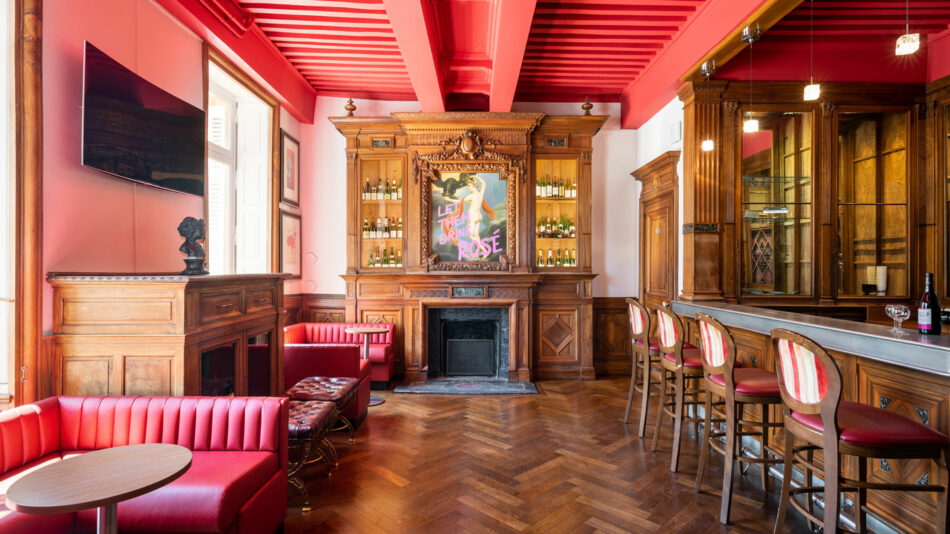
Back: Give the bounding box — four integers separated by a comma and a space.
739, 110, 814, 296
358, 157, 405, 271
836, 110, 910, 297
534, 158, 578, 269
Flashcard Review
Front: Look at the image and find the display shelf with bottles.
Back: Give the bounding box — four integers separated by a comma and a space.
359, 158, 405, 271
535, 158, 578, 270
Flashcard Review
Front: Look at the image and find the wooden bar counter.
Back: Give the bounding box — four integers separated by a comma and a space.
672, 300, 950, 533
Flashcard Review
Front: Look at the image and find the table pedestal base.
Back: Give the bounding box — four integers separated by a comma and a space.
98, 503, 117, 534
369, 395, 385, 406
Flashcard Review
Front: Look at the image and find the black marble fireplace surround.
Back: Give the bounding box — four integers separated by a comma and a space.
427, 307, 509, 380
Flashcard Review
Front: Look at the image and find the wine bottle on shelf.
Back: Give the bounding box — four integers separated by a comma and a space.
397, 178, 403, 200
390, 179, 397, 200
547, 249, 554, 267
546, 176, 553, 198
556, 249, 562, 267
362, 179, 369, 200
380, 217, 388, 239
396, 249, 403, 267
918, 273, 943, 335
362, 218, 369, 239
397, 218, 404, 238
536, 177, 542, 198
571, 180, 577, 198
571, 248, 576, 266
569, 217, 576, 238
537, 249, 544, 267
374, 217, 382, 239
558, 177, 565, 198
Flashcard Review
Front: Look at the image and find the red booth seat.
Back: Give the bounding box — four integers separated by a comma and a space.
284, 343, 370, 423
0, 396, 288, 534
285, 322, 395, 383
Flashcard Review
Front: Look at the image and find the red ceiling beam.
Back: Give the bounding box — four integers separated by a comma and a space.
620, 0, 781, 129
156, 0, 316, 123
381, 0, 445, 112
489, 0, 538, 111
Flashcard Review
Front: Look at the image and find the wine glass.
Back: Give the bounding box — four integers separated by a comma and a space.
885, 304, 911, 335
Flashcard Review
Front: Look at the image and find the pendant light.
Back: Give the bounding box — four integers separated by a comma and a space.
896, 0, 919, 55
803, 0, 820, 101
742, 24, 761, 133
700, 60, 716, 152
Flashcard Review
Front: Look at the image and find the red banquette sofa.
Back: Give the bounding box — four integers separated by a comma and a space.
0, 396, 288, 534
284, 322, 396, 384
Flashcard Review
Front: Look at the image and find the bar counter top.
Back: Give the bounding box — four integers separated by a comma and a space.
672, 300, 950, 377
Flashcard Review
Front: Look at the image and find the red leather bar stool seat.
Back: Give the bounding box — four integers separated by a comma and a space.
790, 401, 950, 448
707, 368, 779, 397
665, 345, 738, 370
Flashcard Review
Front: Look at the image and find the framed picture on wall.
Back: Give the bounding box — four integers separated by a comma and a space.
280, 131, 300, 207
279, 211, 302, 278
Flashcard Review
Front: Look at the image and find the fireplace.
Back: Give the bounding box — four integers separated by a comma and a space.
427, 307, 509, 380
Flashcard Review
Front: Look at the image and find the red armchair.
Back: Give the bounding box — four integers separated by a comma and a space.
284, 342, 370, 422
285, 322, 396, 384
0, 396, 288, 534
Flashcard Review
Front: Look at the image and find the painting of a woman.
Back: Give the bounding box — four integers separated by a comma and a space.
430, 171, 506, 262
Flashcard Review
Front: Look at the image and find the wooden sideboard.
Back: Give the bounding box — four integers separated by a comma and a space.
48, 273, 286, 397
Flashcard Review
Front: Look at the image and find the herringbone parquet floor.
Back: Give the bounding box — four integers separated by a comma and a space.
285, 377, 810, 534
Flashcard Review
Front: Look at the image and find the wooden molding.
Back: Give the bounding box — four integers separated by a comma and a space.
15, 0, 43, 404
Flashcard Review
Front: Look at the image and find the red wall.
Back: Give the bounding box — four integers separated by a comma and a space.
42, 0, 205, 330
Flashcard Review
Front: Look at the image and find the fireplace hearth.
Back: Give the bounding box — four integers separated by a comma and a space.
427, 307, 509, 380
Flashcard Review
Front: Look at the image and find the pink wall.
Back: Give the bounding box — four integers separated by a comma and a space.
42, 0, 205, 331
929, 30, 950, 83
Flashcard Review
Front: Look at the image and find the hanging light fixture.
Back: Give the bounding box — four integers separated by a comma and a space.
742, 24, 761, 133
803, 0, 820, 101
896, 0, 920, 55
700, 60, 716, 151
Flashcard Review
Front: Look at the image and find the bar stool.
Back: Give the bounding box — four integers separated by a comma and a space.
771, 328, 950, 534
650, 305, 707, 472
623, 297, 661, 436
693, 313, 784, 524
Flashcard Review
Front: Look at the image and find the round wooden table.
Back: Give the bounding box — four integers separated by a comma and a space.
345, 325, 390, 406
6, 443, 192, 534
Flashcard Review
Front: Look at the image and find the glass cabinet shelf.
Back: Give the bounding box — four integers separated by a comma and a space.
742, 175, 810, 184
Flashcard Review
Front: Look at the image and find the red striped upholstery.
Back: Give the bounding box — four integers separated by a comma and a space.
776, 339, 828, 404
628, 302, 645, 335
698, 319, 727, 367
655, 309, 678, 348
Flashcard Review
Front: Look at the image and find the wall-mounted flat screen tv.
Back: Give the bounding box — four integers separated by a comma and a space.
82, 42, 205, 196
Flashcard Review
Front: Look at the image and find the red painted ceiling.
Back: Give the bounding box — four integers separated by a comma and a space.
238, 0, 721, 111
515, 0, 707, 102
716, 0, 950, 82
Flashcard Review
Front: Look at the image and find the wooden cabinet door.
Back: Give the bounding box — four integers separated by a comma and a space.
641, 195, 676, 310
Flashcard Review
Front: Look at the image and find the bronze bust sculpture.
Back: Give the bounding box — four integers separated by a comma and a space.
178, 216, 209, 275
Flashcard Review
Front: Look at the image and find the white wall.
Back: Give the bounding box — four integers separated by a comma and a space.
298, 98, 684, 299
630, 97, 685, 298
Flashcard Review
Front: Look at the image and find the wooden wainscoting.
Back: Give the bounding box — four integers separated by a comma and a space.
285, 294, 346, 325
593, 297, 631, 376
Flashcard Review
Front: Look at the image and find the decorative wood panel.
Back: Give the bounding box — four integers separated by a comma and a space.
634, 151, 680, 309
537, 308, 577, 363
63, 358, 111, 396
593, 297, 630, 376
123, 357, 173, 396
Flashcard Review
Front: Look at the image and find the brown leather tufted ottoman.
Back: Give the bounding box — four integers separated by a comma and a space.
287, 400, 337, 511
286, 376, 360, 442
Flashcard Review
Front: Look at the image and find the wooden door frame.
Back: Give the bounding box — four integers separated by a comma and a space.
14, 0, 43, 405
633, 151, 680, 306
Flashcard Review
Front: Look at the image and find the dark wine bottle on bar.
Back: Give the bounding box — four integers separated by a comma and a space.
918, 272, 942, 335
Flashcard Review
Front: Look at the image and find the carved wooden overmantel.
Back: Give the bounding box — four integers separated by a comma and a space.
330, 111, 607, 381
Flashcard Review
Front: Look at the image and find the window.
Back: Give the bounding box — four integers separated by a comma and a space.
206, 61, 273, 275
0, 0, 13, 396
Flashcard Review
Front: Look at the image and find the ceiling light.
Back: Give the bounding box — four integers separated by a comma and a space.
896, 33, 920, 55
803, 0, 820, 101
701, 139, 715, 152
896, 0, 919, 55
743, 119, 760, 133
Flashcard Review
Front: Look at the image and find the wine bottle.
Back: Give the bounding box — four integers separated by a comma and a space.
397, 178, 403, 200
569, 217, 576, 238
390, 179, 397, 200
374, 217, 382, 239
536, 177, 542, 198
546, 176, 553, 198
537, 249, 544, 267
363, 179, 369, 200
547, 249, 554, 267
362, 218, 369, 239
570, 248, 576, 266
397, 217, 404, 238
918, 273, 943, 335
555, 249, 562, 267
396, 249, 403, 267
558, 177, 565, 198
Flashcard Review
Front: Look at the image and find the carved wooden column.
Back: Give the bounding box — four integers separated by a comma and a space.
678, 81, 727, 301
818, 102, 837, 303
